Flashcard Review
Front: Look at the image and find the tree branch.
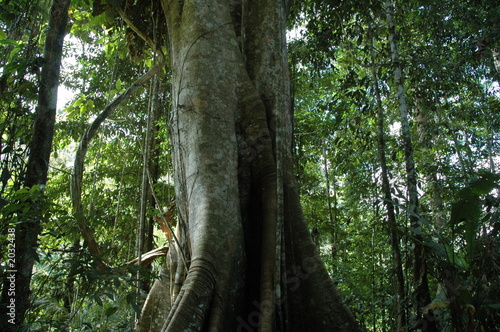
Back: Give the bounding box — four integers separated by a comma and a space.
114, 5, 166, 63
125, 245, 169, 267
70, 63, 164, 266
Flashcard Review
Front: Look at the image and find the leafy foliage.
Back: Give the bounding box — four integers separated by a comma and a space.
289, 0, 499, 330
0, 0, 498, 330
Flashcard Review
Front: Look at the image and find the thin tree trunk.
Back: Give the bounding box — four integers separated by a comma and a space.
487, 135, 495, 173
136, 74, 160, 316
369, 22, 407, 332
323, 143, 334, 226
385, 1, 435, 330
63, 239, 80, 313
143, 79, 162, 294
452, 135, 473, 180
492, 48, 500, 75
0, 0, 71, 329
415, 101, 446, 228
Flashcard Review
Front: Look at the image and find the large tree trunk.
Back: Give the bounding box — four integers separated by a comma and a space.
137, 0, 362, 331
0, 0, 71, 329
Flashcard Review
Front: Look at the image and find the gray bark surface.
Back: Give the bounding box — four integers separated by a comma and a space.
137, 1, 363, 330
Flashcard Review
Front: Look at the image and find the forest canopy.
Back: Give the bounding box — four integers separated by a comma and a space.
1, 0, 499, 331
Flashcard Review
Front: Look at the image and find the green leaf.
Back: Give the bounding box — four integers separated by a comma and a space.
126, 292, 142, 315
72, 94, 86, 107
0, 39, 21, 46
450, 195, 481, 226
426, 240, 446, 259
424, 285, 450, 313
85, 99, 94, 112
131, 302, 141, 315
95, 295, 103, 306
105, 306, 118, 317
449, 171, 499, 253
18, 81, 36, 94
463, 217, 478, 255
468, 171, 500, 195
443, 243, 468, 270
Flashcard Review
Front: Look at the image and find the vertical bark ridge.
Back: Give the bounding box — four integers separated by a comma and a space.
241, 1, 289, 330
163, 260, 216, 331
284, 181, 362, 331
238, 78, 278, 332
161, 1, 246, 330
136, 262, 174, 332
241, 0, 360, 330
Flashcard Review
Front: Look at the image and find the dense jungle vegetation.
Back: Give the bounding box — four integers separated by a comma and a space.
1, 0, 499, 331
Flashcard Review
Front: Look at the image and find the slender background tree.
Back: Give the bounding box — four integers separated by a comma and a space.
0, 0, 71, 329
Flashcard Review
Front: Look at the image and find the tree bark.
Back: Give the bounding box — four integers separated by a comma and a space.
136, 0, 362, 331
0, 0, 71, 329
492, 48, 500, 75
160, 2, 246, 330
385, 1, 435, 331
